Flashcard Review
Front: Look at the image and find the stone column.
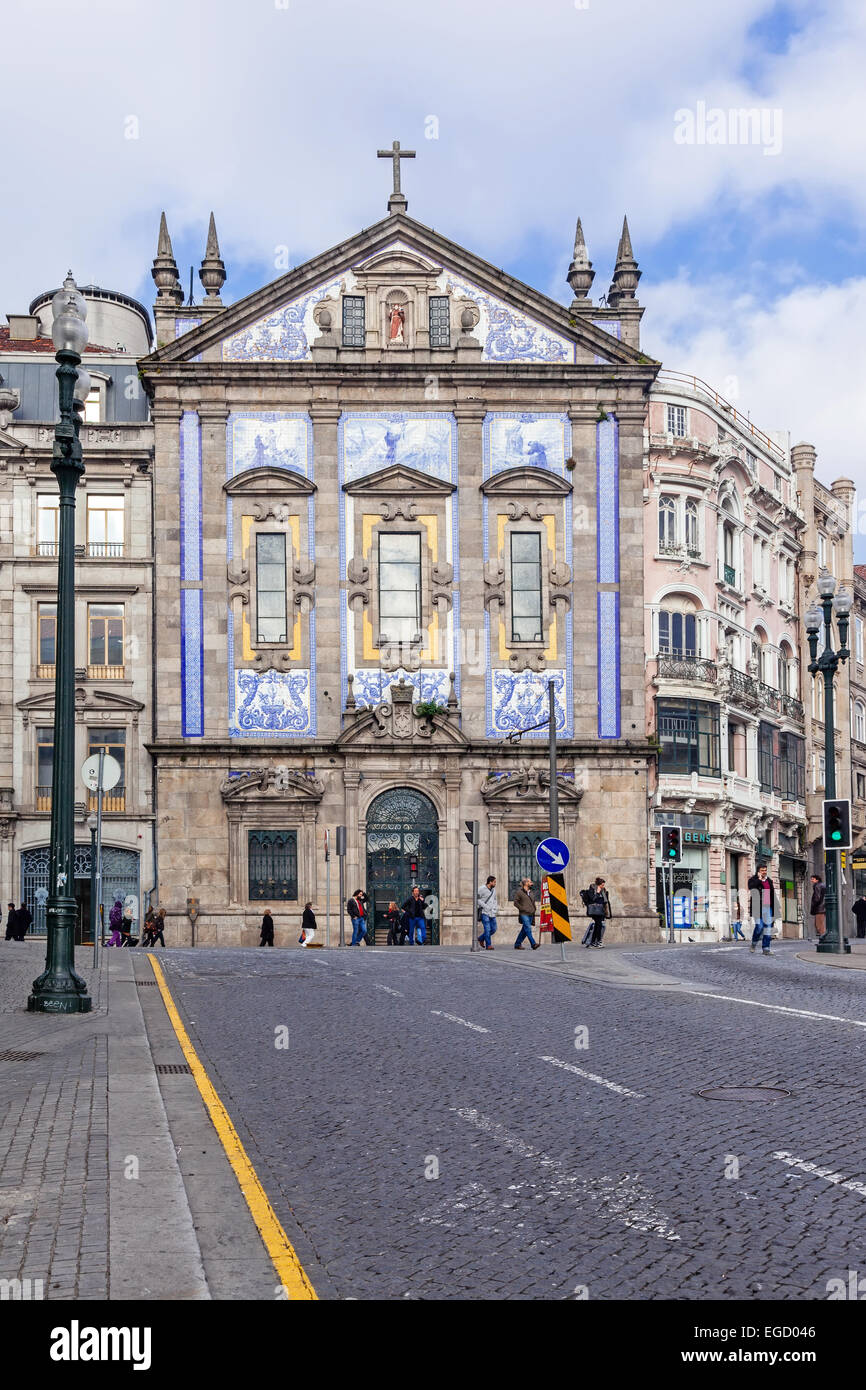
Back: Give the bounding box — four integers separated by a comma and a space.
453, 400, 487, 740
443, 764, 461, 937
309, 402, 343, 740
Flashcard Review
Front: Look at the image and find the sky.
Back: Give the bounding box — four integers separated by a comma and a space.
3, 0, 864, 552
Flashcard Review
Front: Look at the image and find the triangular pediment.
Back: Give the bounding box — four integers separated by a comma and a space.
224, 466, 316, 497
0, 427, 26, 452
343, 463, 456, 497
18, 687, 144, 714
142, 214, 656, 372
481, 466, 573, 497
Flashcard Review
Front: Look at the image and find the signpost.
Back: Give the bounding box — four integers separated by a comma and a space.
537, 838, 571, 949
336, 826, 346, 947
324, 829, 331, 949
80, 751, 121, 964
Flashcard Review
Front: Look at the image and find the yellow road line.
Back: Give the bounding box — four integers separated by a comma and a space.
147, 953, 317, 1300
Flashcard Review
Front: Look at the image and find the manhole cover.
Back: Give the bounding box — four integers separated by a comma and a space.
0, 1050, 45, 1062
154, 1063, 191, 1075
699, 1085, 790, 1102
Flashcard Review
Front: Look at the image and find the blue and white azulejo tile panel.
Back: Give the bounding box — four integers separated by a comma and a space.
596, 415, 621, 738
592, 318, 621, 366
351, 668, 450, 709
444, 274, 573, 364
597, 590, 620, 739
340, 412, 455, 485
483, 412, 570, 478
489, 670, 568, 739
180, 589, 204, 738
230, 669, 313, 737
226, 412, 312, 479
179, 411, 202, 582
221, 274, 345, 362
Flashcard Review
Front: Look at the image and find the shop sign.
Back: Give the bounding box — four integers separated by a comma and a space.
682, 832, 711, 845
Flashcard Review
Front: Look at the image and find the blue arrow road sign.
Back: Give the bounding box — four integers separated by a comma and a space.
535, 837, 570, 873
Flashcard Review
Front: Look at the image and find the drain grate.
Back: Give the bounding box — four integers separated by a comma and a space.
0, 1050, 45, 1062
136, 979, 158, 986
155, 1063, 191, 1075
699, 1085, 790, 1102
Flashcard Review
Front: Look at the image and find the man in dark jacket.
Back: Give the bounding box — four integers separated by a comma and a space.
402, 886, 427, 945
259, 908, 275, 947
346, 890, 368, 946
4, 902, 16, 941
852, 896, 866, 940
15, 902, 32, 941
810, 874, 826, 939
512, 879, 539, 950
748, 864, 776, 956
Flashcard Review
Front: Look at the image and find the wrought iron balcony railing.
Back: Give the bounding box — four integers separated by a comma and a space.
657, 655, 717, 683
782, 694, 805, 722
723, 564, 736, 586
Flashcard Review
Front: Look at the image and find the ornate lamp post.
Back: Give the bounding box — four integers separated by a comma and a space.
805, 569, 853, 956
28, 274, 92, 1013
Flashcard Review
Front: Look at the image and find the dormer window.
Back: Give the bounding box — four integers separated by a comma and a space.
429, 296, 451, 348
342, 296, 365, 348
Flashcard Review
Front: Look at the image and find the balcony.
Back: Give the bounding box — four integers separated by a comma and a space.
757, 681, 781, 714
659, 542, 703, 561
86, 664, 124, 680
86, 542, 124, 559
782, 694, 805, 722
34, 542, 58, 557
657, 655, 717, 684
35, 785, 51, 811
728, 668, 761, 711
35, 663, 55, 680
87, 787, 125, 813
723, 564, 736, 586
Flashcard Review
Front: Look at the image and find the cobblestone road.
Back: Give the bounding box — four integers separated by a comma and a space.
157, 939, 866, 1301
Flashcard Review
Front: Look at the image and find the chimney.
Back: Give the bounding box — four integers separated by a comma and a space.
6, 314, 40, 342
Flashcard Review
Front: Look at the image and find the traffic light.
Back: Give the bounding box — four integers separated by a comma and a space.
661, 826, 682, 863
409, 856, 418, 876
464, 820, 480, 846
823, 799, 852, 851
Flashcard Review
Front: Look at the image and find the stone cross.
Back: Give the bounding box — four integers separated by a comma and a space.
377, 140, 415, 212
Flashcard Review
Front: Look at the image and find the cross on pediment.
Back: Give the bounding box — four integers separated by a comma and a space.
377, 140, 415, 213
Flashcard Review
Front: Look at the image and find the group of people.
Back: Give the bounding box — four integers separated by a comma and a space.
347, 886, 430, 946
4, 902, 32, 941
105, 901, 167, 948
475, 874, 612, 950
728, 865, 866, 949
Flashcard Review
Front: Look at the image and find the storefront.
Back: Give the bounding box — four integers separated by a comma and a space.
654, 812, 710, 933
778, 832, 806, 939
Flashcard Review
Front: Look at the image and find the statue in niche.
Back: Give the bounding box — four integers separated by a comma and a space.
388, 304, 405, 344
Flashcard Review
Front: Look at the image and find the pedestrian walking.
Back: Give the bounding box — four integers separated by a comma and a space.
150, 907, 167, 949
120, 910, 136, 947
512, 878, 539, 950
402, 886, 427, 945
810, 874, 826, 939
259, 908, 275, 947
580, 878, 610, 948
852, 895, 866, 940
749, 863, 776, 955
106, 897, 124, 948
14, 902, 32, 941
384, 900, 402, 945
730, 897, 746, 941
140, 907, 156, 948
346, 889, 368, 946
299, 902, 317, 946
4, 902, 16, 941
477, 875, 498, 950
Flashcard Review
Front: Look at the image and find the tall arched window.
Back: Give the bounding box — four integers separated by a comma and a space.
855, 701, 866, 743
685, 498, 699, 554
658, 598, 698, 658
778, 642, 791, 698
659, 495, 677, 550
812, 675, 825, 722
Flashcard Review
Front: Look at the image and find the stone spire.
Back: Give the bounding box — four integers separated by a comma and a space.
607, 216, 641, 307
151, 212, 183, 305
198, 212, 226, 300
566, 218, 594, 304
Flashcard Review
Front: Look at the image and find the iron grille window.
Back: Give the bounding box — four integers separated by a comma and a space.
657, 699, 720, 777
658, 610, 696, 657
378, 533, 421, 644
255, 533, 287, 644
758, 721, 779, 794
779, 731, 805, 800
429, 296, 451, 347
342, 296, 366, 347
248, 830, 298, 902
667, 404, 687, 437
507, 833, 547, 898
510, 532, 543, 642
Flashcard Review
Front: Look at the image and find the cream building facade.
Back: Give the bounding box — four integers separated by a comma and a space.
140, 203, 660, 946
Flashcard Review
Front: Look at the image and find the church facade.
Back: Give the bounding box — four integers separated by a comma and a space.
141, 187, 660, 946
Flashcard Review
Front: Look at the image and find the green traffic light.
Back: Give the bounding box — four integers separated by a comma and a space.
831, 830, 842, 841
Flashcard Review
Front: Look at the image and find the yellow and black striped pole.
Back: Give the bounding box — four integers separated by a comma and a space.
547, 872, 571, 943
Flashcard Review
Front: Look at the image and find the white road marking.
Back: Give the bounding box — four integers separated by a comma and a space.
687, 989, 866, 1030
431, 1010, 489, 1033
373, 983, 403, 997
540, 1055, 646, 1098
773, 1150, 866, 1197
453, 1107, 679, 1242
711, 946, 742, 952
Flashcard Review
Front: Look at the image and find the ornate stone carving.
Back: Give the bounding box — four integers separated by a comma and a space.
219, 767, 325, 802
347, 556, 370, 608
379, 498, 418, 522
483, 558, 505, 610
508, 651, 545, 672
430, 561, 453, 613
480, 765, 583, 805
548, 561, 573, 613
338, 677, 467, 748
505, 499, 545, 522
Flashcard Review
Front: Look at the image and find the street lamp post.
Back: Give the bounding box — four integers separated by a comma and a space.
87, 812, 98, 969
805, 569, 853, 957
28, 274, 92, 1013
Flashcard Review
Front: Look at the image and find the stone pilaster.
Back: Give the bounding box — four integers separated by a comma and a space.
309, 402, 343, 739
453, 400, 487, 740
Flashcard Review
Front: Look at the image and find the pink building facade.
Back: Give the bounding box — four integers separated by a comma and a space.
644, 373, 809, 940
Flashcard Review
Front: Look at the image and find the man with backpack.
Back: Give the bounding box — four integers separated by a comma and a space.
581, 877, 611, 948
